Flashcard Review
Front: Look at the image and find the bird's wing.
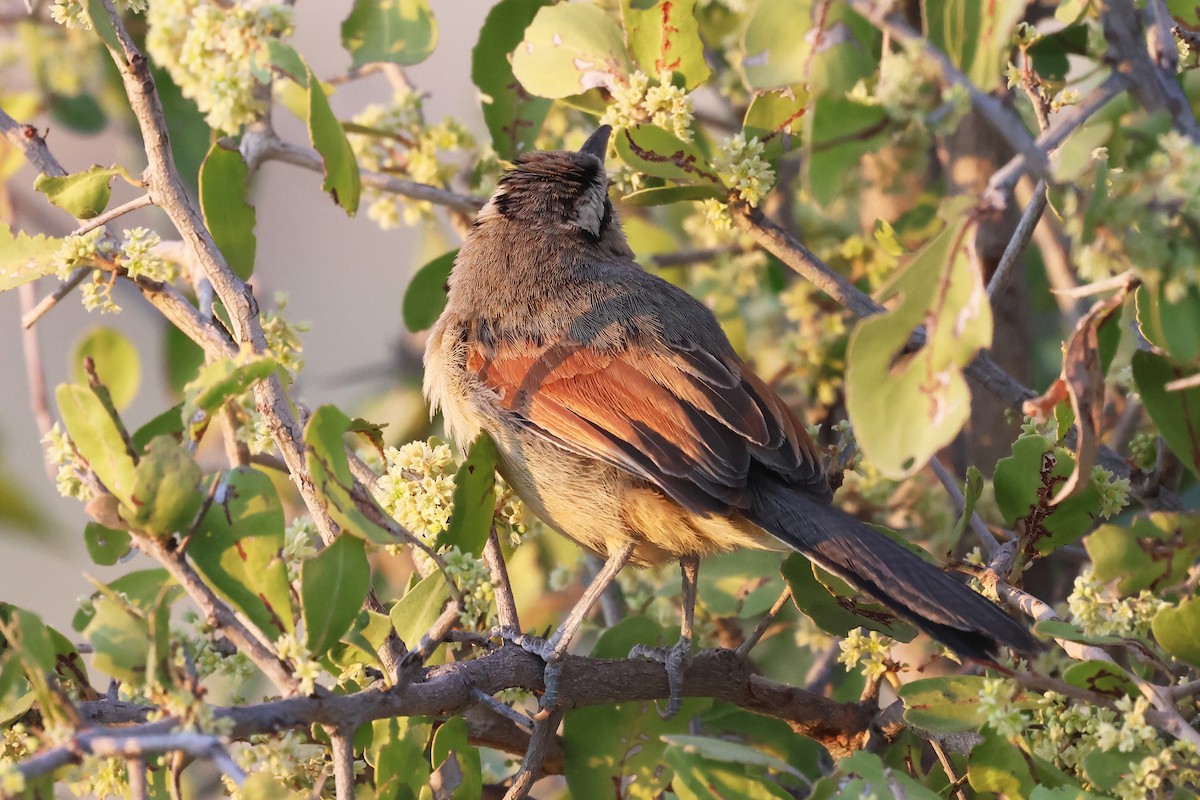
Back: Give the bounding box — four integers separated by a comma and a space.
467, 338, 828, 513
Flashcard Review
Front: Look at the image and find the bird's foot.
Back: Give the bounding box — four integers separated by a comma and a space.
630, 636, 692, 719
493, 629, 564, 718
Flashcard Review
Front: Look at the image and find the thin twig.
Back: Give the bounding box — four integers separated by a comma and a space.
986, 180, 1047, 300
736, 586, 792, 657
17, 283, 55, 472
328, 728, 355, 800
502, 708, 563, 800
1165, 372, 1200, 392
69, 193, 154, 237
484, 527, 520, 633
21, 268, 89, 328
929, 739, 968, 800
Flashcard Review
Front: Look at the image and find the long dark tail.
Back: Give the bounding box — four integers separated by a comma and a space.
746, 475, 1040, 660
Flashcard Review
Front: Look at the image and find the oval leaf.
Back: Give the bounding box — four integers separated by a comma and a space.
302, 533, 370, 656
402, 249, 457, 333
511, 3, 632, 99
199, 143, 257, 280
71, 327, 141, 412
34, 166, 119, 219
341, 0, 438, 68
471, 0, 553, 158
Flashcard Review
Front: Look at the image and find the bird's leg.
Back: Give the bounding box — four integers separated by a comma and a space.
630, 554, 699, 719
511, 541, 635, 713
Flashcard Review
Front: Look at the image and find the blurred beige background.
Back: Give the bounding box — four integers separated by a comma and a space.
0, 0, 492, 632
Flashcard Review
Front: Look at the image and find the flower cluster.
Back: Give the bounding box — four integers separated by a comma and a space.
377, 439, 458, 539
275, 632, 323, 695
836, 628, 895, 680
849, 43, 964, 133
713, 133, 775, 206
42, 423, 87, 500
261, 292, 309, 375
146, 0, 293, 132
348, 89, 478, 228
282, 516, 319, 582
49, 0, 146, 29
1066, 567, 1170, 639
600, 71, 694, 142
1090, 465, 1131, 519
119, 227, 175, 283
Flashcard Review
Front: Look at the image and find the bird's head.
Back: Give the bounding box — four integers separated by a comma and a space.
475, 125, 617, 243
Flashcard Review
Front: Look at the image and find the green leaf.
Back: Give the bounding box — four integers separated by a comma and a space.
740, 0, 877, 94
306, 65, 361, 215
1136, 283, 1200, 363
191, 467, 295, 640
698, 550, 786, 618
1085, 512, 1200, 595
82, 0, 122, 52
662, 735, 803, 778
1131, 349, 1200, 479
181, 353, 279, 441
563, 616, 710, 800
0, 654, 34, 726
1152, 596, 1200, 668
923, 0, 1026, 90
304, 405, 397, 544
0, 608, 76, 728
33, 165, 120, 219
164, 323, 206, 399
808, 96, 887, 207
0, 222, 64, 293
301, 533, 370, 656
402, 249, 457, 333
620, 0, 710, 89
84, 595, 150, 686
621, 183, 725, 206
809, 751, 942, 800
199, 143, 257, 280
341, 0, 437, 68
781, 553, 917, 640
1062, 660, 1137, 696
845, 210, 991, 478
950, 465, 984, 545
666, 748, 795, 800
71, 327, 141, 412
436, 433, 498, 556
471, 0, 552, 158
743, 86, 809, 160
55, 382, 137, 507
968, 726, 1034, 798
1028, 25, 1090, 81
390, 572, 452, 655
898, 676, 989, 734
48, 92, 107, 134
511, 3, 632, 99
615, 124, 722, 185
72, 569, 179, 632
1083, 748, 1143, 793
84, 522, 131, 566
131, 404, 186, 452
992, 434, 1101, 554
370, 717, 433, 800
1032, 619, 1127, 647
430, 716, 481, 800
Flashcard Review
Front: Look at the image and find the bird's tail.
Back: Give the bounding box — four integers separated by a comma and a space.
745, 474, 1040, 660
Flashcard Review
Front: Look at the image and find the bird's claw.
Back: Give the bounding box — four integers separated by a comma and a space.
493, 629, 564, 716
630, 636, 692, 719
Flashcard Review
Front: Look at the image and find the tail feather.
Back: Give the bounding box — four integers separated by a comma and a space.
747, 476, 1040, 660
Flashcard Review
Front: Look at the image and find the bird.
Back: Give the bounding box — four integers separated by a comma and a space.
423, 124, 1040, 715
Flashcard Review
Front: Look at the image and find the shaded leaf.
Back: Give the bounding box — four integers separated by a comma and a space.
511, 3, 632, 98
430, 717, 481, 800
845, 210, 991, 478
402, 249, 457, 333
471, 0, 552, 157
741, 0, 877, 95
1132, 349, 1200, 479
1062, 660, 1137, 696
743, 86, 808, 160
899, 676, 990, 734
83, 522, 131, 566
191, 467, 294, 640
968, 726, 1034, 798
199, 143, 257, 280
341, 0, 438, 68
301, 533, 370, 656
84, 595, 150, 687
119, 436, 202, 537
782, 553, 917, 640
1136, 282, 1200, 365
436, 432, 498, 556
370, 717, 433, 800
304, 405, 397, 544
924, 0, 1026, 90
